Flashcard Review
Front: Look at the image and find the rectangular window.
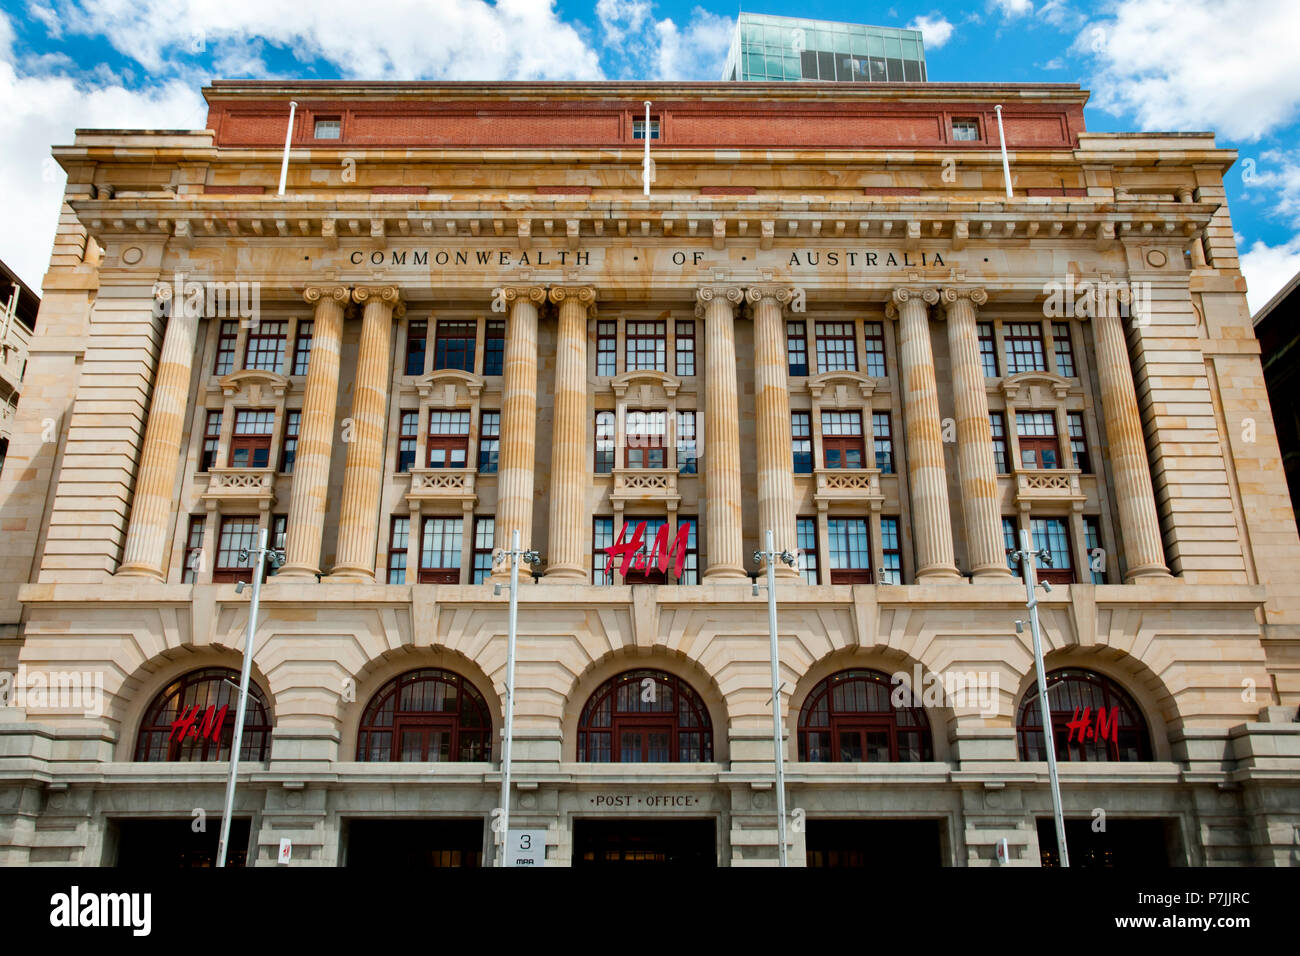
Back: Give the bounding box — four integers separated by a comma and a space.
200, 410, 222, 472
313, 117, 341, 139
473, 517, 495, 584
1005, 322, 1047, 374
1031, 516, 1074, 585
1083, 516, 1105, 584
270, 513, 287, 558
427, 410, 471, 468
593, 517, 615, 585
990, 412, 1009, 474
419, 517, 463, 584
625, 410, 667, 469
676, 411, 697, 474
978, 322, 998, 377
619, 517, 698, 585
214, 516, 258, 583
872, 412, 894, 473
397, 411, 418, 473
434, 321, 476, 372
280, 410, 300, 473
626, 320, 666, 372
405, 320, 427, 376
675, 320, 696, 376
863, 322, 886, 377
244, 320, 288, 373
822, 411, 865, 469
214, 320, 239, 376
595, 411, 615, 473
797, 517, 819, 584
292, 320, 313, 376
787, 321, 809, 377
387, 517, 409, 585
597, 321, 618, 376
1003, 517, 1020, 572
478, 411, 500, 473
952, 118, 980, 141
1052, 322, 1075, 377
1016, 411, 1060, 469
229, 410, 274, 468
816, 321, 857, 373
182, 515, 205, 583
879, 516, 902, 585
632, 117, 660, 139
792, 412, 813, 474
827, 518, 871, 584
1067, 412, 1090, 472
483, 320, 505, 376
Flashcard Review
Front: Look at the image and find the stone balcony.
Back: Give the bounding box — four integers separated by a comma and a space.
610, 467, 681, 507
813, 467, 884, 509
1013, 467, 1085, 509
200, 467, 276, 507
404, 468, 478, 508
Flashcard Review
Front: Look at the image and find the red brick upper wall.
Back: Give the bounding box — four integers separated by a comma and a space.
203, 82, 1087, 151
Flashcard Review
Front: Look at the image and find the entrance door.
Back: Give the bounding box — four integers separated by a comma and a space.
1037, 817, 1173, 867
804, 819, 944, 867
345, 818, 484, 867
573, 818, 716, 866
114, 818, 251, 867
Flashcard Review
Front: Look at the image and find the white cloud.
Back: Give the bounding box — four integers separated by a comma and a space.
653, 9, 733, 81
1078, 0, 1300, 141
1241, 150, 1300, 228
1241, 235, 1300, 315
597, 0, 653, 50
992, 0, 1033, 16
906, 14, 955, 50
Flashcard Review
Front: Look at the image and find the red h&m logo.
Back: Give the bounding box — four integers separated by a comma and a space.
1065, 705, 1118, 744
604, 521, 689, 580
170, 704, 228, 743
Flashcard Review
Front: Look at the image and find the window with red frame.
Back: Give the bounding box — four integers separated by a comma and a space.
427, 410, 470, 468
483, 320, 505, 376
863, 321, 886, 377
624, 410, 667, 468
404, 320, 427, 376
815, 321, 857, 372
134, 667, 271, 762
199, 410, 222, 472
675, 320, 696, 376
1016, 411, 1060, 469
291, 320, 313, 376
434, 321, 475, 372
357, 668, 492, 762
594, 411, 615, 473
577, 670, 712, 763
827, 517, 871, 584
228, 410, 274, 469
787, 321, 809, 376
1051, 322, 1075, 377
213, 321, 238, 376
1030, 516, 1074, 585
821, 411, 865, 469
1004, 322, 1046, 374
213, 516, 258, 583
990, 411, 1009, 473
616, 516, 698, 585
387, 516, 409, 585
419, 516, 462, 584
1017, 669, 1151, 762
181, 515, 205, 583
279, 411, 299, 473
244, 320, 287, 373
1067, 412, 1090, 472
798, 669, 933, 762
626, 320, 666, 372
596, 321, 617, 376
977, 322, 998, 377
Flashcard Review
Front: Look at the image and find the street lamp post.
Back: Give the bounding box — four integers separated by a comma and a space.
753, 529, 798, 867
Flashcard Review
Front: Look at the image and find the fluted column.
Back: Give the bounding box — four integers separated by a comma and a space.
748, 285, 799, 578
887, 287, 961, 582
696, 286, 747, 581
546, 286, 596, 581
492, 286, 546, 579
117, 288, 199, 580
329, 286, 402, 581
941, 287, 1012, 581
1092, 289, 1171, 581
279, 285, 349, 579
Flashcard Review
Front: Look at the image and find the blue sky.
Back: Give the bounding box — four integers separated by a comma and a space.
1, 0, 1298, 313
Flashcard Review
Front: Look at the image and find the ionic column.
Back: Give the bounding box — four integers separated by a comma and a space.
941, 287, 1012, 581
117, 288, 199, 580
329, 286, 402, 581
1092, 290, 1171, 581
279, 285, 349, 579
696, 286, 747, 581
546, 286, 596, 581
887, 287, 961, 582
747, 285, 799, 578
492, 286, 546, 579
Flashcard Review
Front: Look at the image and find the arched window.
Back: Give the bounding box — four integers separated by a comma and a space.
135, 667, 272, 762
1017, 668, 1151, 762
357, 669, 492, 762
577, 669, 713, 762
798, 669, 933, 762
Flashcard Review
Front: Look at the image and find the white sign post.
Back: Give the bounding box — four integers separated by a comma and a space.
505, 828, 547, 867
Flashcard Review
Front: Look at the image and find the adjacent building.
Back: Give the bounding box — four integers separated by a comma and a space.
723, 13, 926, 83
0, 259, 38, 480
1253, 270, 1300, 519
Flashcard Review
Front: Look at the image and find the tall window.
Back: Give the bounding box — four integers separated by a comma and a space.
229, 410, 274, 468
405, 320, 427, 376
1052, 322, 1075, 377
787, 321, 809, 377
596, 321, 617, 376
214, 321, 238, 376
135, 667, 271, 762
827, 518, 871, 584
577, 670, 713, 763
427, 410, 471, 468
816, 322, 857, 373
214, 516, 258, 582
625, 410, 667, 468
200, 411, 222, 472
822, 411, 865, 469
792, 412, 813, 474
798, 670, 933, 762
478, 411, 500, 473
483, 320, 505, 376
181, 515, 205, 583
1005, 322, 1046, 374
977, 322, 998, 377
797, 517, 819, 584
592, 517, 615, 584
397, 411, 418, 473
1017, 670, 1151, 762
280, 411, 300, 473
434, 321, 476, 372
989, 412, 1009, 473
270, 514, 287, 559
879, 517, 902, 584
1067, 412, 1090, 472
244, 320, 287, 373
1003, 517, 1020, 572
626, 321, 666, 372
292, 320, 313, 376
618, 517, 698, 585
1083, 516, 1105, 584
387, 516, 409, 584
676, 411, 697, 474
675, 320, 696, 376
594, 411, 615, 473
872, 412, 894, 473
419, 517, 462, 584
1016, 411, 1060, 469
357, 669, 492, 762
863, 322, 886, 377
473, 517, 495, 584
1031, 516, 1073, 585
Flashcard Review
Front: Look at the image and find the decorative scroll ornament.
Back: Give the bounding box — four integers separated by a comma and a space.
939, 287, 989, 307
302, 285, 350, 306
352, 285, 405, 317
694, 285, 745, 318
548, 285, 598, 313
744, 285, 804, 312
491, 286, 548, 313
885, 286, 940, 318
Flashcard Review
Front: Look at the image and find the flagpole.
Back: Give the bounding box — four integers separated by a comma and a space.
995, 104, 1013, 200
497, 528, 520, 866
643, 100, 652, 197
754, 530, 795, 866
277, 101, 297, 197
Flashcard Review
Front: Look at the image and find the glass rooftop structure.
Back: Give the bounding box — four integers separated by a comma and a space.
722, 12, 927, 83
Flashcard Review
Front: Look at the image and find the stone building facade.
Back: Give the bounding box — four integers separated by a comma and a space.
0, 80, 1297, 866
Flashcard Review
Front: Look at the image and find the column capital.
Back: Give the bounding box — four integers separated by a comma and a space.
352, 285, 405, 317
694, 285, 745, 317
885, 286, 939, 318
492, 286, 548, 312
302, 285, 350, 306
547, 285, 598, 314
939, 286, 989, 308
744, 284, 800, 309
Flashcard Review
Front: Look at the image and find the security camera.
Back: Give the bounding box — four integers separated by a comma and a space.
1039, 550, 1053, 568
780, 550, 796, 567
